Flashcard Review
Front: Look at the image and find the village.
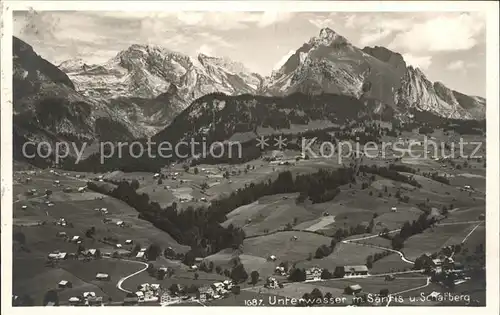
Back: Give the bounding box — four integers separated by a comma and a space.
12, 131, 486, 307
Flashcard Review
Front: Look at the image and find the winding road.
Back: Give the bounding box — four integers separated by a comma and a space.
341, 231, 414, 264
114, 259, 149, 294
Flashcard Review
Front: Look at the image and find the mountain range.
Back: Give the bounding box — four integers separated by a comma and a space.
12, 27, 486, 164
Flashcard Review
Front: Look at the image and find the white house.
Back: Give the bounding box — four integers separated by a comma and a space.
268, 255, 277, 261
95, 273, 110, 281
58, 280, 72, 288
125, 239, 133, 245
83, 292, 96, 298
136, 252, 145, 259
391, 207, 397, 212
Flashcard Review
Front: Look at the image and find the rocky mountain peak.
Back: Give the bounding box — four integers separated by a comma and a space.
310, 27, 350, 47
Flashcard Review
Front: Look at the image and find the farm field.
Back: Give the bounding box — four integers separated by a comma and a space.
243, 231, 332, 263
298, 242, 387, 270
402, 222, 484, 261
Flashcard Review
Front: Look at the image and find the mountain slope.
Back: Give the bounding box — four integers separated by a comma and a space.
60, 45, 264, 134
62, 45, 263, 103
12, 36, 146, 163
264, 28, 485, 120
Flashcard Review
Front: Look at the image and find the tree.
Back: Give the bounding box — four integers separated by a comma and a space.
43, 290, 59, 306
288, 268, 306, 282
169, 283, 179, 295
131, 244, 141, 256
85, 226, 96, 238
366, 255, 374, 269
216, 266, 222, 274
324, 292, 333, 301
230, 264, 248, 283
321, 269, 332, 279
315, 244, 332, 259
379, 288, 389, 297
146, 243, 161, 261
194, 167, 199, 175
310, 288, 323, 301
77, 243, 85, 254
131, 179, 140, 190
250, 270, 259, 285
330, 239, 337, 249
157, 178, 163, 185
391, 235, 404, 250
194, 272, 199, 280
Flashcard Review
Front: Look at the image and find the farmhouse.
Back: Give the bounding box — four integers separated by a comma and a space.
344, 284, 363, 295
85, 249, 99, 258
197, 285, 215, 301
48, 252, 67, 260
136, 251, 146, 260
334, 265, 369, 278
95, 273, 110, 281
268, 255, 277, 261
431, 259, 443, 268
21, 205, 27, 209
78, 186, 87, 193
58, 280, 72, 288
223, 280, 234, 290
135, 291, 145, 302
125, 239, 133, 245
275, 266, 287, 276
391, 206, 397, 212
211, 282, 226, 295
56, 231, 67, 238
194, 257, 204, 265
306, 267, 323, 281
83, 292, 96, 298
68, 297, 81, 305
264, 277, 280, 289
71, 236, 81, 242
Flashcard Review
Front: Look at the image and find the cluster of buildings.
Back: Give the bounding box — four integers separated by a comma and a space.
159, 279, 236, 305
67, 292, 104, 306
135, 283, 161, 302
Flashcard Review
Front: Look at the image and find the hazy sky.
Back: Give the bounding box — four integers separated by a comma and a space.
13, 10, 486, 97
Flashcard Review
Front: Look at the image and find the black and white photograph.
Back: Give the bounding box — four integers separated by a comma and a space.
1, 1, 499, 312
